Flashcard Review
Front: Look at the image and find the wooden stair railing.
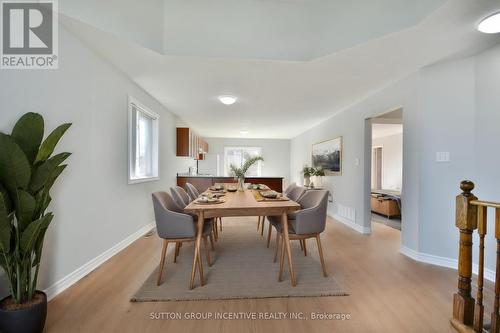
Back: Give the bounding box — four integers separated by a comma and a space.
451, 180, 500, 333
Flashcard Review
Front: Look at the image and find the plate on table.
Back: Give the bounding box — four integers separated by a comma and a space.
248, 184, 269, 190
261, 190, 279, 199
195, 197, 225, 205
226, 186, 237, 192
209, 185, 225, 191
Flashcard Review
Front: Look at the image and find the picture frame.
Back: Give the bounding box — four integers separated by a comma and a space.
312, 136, 342, 176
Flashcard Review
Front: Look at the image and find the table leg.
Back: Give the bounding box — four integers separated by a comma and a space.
189, 211, 205, 289
281, 211, 296, 286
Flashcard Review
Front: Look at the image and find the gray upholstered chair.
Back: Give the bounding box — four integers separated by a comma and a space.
185, 182, 200, 201
284, 182, 297, 196
268, 190, 329, 279
265, 185, 306, 247
184, 183, 222, 240
287, 185, 307, 202
259, 182, 297, 239
152, 191, 215, 286
170, 186, 191, 208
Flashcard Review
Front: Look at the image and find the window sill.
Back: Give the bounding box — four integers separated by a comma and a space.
128, 177, 160, 185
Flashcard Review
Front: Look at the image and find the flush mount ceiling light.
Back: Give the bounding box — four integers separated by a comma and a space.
218, 95, 237, 105
478, 12, 500, 33
240, 130, 249, 135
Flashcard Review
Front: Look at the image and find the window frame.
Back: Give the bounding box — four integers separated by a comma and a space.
128, 96, 160, 184
224, 146, 263, 177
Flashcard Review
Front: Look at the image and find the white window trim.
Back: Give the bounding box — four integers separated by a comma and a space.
224, 146, 263, 177
128, 96, 160, 184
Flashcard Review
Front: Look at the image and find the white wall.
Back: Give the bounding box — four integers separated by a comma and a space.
0, 25, 190, 297
199, 137, 291, 187
372, 133, 403, 191
290, 74, 419, 237
290, 43, 500, 272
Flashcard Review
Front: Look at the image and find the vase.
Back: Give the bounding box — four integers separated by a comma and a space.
315, 176, 323, 187
0, 291, 47, 333
237, 177, 245, 192
304, 176, 310, 187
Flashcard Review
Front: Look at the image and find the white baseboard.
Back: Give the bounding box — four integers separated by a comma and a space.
400, 245, 495, 283
332, 214, 372, 234
44, 222, 155, 301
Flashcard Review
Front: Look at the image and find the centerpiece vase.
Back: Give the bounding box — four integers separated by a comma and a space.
304, 176, 310, 187
237, 177, 245, 192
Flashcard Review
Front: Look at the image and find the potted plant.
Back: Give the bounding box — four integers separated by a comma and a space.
302, 166, 315, 187
0, 112, 71, 333
229, 156, 264, 191
314, 167, 325, 187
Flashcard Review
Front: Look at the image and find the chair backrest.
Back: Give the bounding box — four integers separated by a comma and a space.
170, 186, 191, 208
185, 183, 200, 201
284, 182, 297, 196
287, 186, 306, 202
151, 192, 196, 239
293, 190, 329, 235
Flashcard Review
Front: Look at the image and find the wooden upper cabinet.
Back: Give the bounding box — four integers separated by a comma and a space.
176, 127, 209, 159
176, 127, 190, 157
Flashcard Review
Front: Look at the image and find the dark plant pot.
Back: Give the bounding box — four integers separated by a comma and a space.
0, 291, 47, 333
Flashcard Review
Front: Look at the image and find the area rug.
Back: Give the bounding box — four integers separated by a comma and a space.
132, 217, 348, 302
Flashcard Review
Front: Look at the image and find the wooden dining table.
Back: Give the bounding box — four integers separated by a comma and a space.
184, 185, 300, 289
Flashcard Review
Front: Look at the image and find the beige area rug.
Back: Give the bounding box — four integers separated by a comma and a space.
132, 217, 348, 302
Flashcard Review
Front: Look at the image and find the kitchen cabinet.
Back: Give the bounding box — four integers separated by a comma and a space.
176, 127, 208, 159
177, 176, 284, 193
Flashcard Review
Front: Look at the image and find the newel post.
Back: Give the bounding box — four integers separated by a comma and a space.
452, 180, 478, 326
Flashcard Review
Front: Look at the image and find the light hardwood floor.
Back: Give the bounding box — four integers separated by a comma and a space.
46, 217, 462, 332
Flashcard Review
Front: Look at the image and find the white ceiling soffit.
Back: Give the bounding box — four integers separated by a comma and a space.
162, 0, 447, 61
60, 0, 500, 139
60, 0, 447, 61
59, 0, 165, 53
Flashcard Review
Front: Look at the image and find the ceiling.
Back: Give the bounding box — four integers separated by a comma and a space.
162, 0, 447, 61
60, 0, 500, 139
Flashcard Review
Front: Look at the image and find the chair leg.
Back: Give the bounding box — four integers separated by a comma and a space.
299, 239, 304, 251
174, 242, 180, 263
274, 231, 280, 262
203, 236, 212, 267
278, 233, 286, 282
260, 217, 265, 236
303, 239, 307, 256
209, 232, 215, 250
267, 222, 272, 248
157, 240, 169, 286
316, 234, 328, 277
257, 216, 261, 231
219, 218, 223, 231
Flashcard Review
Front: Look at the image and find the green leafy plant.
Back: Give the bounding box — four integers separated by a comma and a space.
302, 166, 315, 178
313, 168, 325, 177
0, 112, 71, 305
229, 156, 264, 178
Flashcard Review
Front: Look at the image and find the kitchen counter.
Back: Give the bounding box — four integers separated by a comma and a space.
176, 173, 214, 178
177, 175, 284, 192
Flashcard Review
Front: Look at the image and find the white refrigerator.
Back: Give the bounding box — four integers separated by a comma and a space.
197, 153, 220, 176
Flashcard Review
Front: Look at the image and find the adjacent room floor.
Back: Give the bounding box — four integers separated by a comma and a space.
371, 213, 402, 231
46, 217, 462, 332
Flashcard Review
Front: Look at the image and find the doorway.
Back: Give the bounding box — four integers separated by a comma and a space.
367, 109, 403, 231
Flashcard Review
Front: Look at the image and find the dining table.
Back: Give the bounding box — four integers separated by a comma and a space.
184, 184, 301, 289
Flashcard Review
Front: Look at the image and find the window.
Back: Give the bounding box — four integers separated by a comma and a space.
128, 96, 159, 184
224, 147, 262, 177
